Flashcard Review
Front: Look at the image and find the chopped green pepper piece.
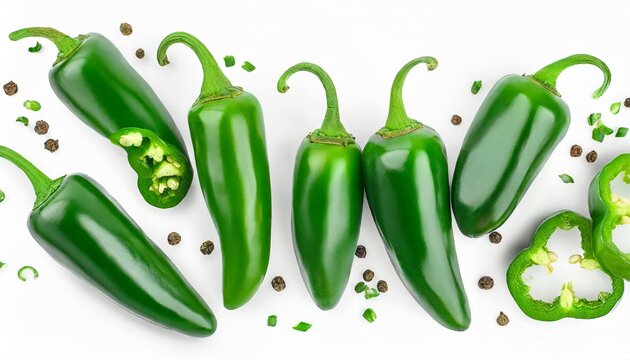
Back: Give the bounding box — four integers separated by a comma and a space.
241, 61, 256, 72
559, 174, 574, 183
223, 55, 235, 67
471, 80, 482, 94
611, 102, 621, 115
292, 321, 312, 332
23, 100, 41, 111
17, 266, 38, 281
0, 189, 4, 202
0, 261, 5, 269
267, 315, 277, 327
596, 121, 614, 135
588, 112, 602, 126
616, 127, 629, 138
354, 281, 368, 293
364, 287, 380, 299
592, 127, 605, 142
28, 41, 42, 52
362, 308, 377, 323
16, 116, 29, 126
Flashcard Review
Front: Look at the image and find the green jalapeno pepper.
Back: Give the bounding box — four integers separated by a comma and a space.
0, 145, 216, 337
452, 54, 611, 237
363, 57, 470, 331
9, 27, 193, 209
589, 153, 630, 280
277, 63, 363, 310
506, 210, 623, 321
157, 32, 271, 309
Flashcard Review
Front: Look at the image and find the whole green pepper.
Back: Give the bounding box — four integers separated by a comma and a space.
363, 57, 470, 331
9, 27, 193, 209
277, 63, 363, 310
506, 210, 623, 321
0, 145, 216, 337
452, 54, 611, 237
589, 154, 630, 279
157, 32, 271, 309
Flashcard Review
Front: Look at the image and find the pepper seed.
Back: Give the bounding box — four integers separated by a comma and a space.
135, 48, 145, 59
44, 139, 59, 153
167, 232, 181, 245
34, 120, 49, 135
478, 276, 494, 290
200, 240, 214, 255
355, 245, 367, 258
363, 269, 375, 282
496, 311, 509, 326
570, 145, 582, 157
271, 276, 286, 292
586, 151, 598, 163
377, 280, 388, 293
489, 231, 502, 244
3, 81, 18, 96
119, 22, 133, 36
451, 114, 462, 126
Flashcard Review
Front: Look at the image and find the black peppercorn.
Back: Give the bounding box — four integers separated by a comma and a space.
363, 269, 374, 282
570, 145, 582, 157
135, 48, 145, 59
451, 114, 462, 125
167, 232, 181, 245
3, 81, 18, 96
44, 139, 59, 153
489, 231, 502, 244
119, 22, 133, 36
271, 276, 286, 292
34, 120, 49, 135
478, 276, 494, 290
377, 280, 388, 293
625, 98, 630, 108
586, 151, 598, 163
496, 311, 509, 326
355, 245, 367, 258
200, 240, 214, 255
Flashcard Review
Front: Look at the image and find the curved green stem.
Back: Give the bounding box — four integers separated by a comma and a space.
157, 32, 241, 104
530, 54, 611, 99
0, 146, 62, 209
379, 56, 438, 138
9, 27, 84, 65
278, 62, 352, 144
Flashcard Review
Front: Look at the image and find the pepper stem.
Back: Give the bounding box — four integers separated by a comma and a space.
0, 146, 62, 209
9, 27, 84, 65
157, 32, 241, 105
380, 57, 438, 138
278, 62, 352, 144
530, 54, 611, 98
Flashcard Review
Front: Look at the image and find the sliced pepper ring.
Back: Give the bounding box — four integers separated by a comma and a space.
589, 153, 630, 279
506, 210, 624, 321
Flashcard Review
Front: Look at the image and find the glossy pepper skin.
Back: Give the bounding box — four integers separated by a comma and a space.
9, 27, 192, 209
0, 146, 216, 337
157, 32, 271, 309
452, 55, 611, 237
506, 210, 623, 321
277, 63, 363, 310
363, 57, 470, 331
589, 154, 630, 280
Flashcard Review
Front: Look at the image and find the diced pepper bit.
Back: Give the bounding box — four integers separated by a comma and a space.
568, 254, 582, 264
119, 132, 143, 147
559, 282, 576, 309
267, 315, 277, 327
17, 265, 39, 281
362, 308, 377, 323
531, 248, 557, 274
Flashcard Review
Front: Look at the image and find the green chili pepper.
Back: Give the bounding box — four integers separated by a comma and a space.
17, 265, 39, 281
0, 145, 216, 337
28, 41, 42, 52
589, 154, 630, 280
157, 32, 271, 309
9, 27, 193, 209
452, 54, 611, 237
506, 211, 624, 321
23, 100, 41, 111
277, 63, 362, 310
363, 57, 470, 331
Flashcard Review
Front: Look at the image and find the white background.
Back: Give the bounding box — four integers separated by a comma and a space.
1, 0, 630, 358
